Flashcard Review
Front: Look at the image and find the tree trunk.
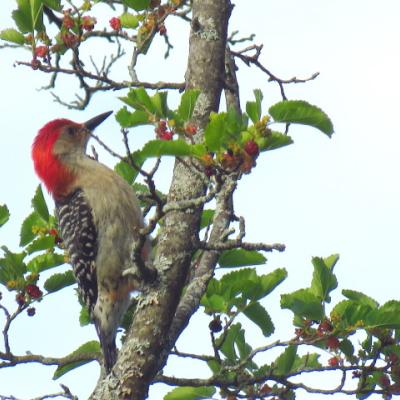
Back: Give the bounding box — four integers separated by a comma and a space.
90, 1, 232, 398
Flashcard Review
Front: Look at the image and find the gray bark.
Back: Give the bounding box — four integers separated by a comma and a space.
90, 1, 232, 398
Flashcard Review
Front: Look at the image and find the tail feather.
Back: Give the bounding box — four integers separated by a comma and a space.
94, 321, 117, 373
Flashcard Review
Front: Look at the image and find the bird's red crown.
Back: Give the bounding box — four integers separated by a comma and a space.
32, 119, 78, 199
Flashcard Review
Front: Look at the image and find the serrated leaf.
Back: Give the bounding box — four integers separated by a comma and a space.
42, 0, 61, 11
269, 100, 334, 136
122, 0, 150, 11
53, 341, 99, 379
140, 139, 205, 158
204, 111, 241, 152
200, 209, 215, 230
0, 247, 27, 285
218, 249, 266, 268
310, 256, 338, 303
281, 289, 324, 320
116, 107, 150, 128
12, 0, 44, 33
151, 92, 169, 118
32, 185, 49, 222
27, 253, 65, 273
246, 89, 263, 124
164, 386, 216, 400
259, 268, 287, 296
201, 294, 226, 314
44, 270, 75, 293
0, 205, 10, 227
274, 345, 297, 375
342, 289, 379, 309
20, 211, 48, 246
257, 131, 293, 151
243, 302, 274, 336
120, 12, 139, 29
0, 28, 25, 44
26, 235, 56, 254
177, 90, 200, 123
122, 87, 155, 113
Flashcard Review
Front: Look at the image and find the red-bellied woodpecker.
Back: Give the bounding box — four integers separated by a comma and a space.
31, 111, 148, 372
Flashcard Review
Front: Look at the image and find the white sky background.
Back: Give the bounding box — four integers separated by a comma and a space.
1, 0, 400, 398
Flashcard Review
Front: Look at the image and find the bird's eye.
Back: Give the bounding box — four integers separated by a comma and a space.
66, 126, 76, 136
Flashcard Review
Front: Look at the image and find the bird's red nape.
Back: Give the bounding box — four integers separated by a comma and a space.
32, 119, 77, 199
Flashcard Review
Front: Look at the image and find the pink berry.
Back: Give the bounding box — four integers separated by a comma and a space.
109, 17, 121, 31
244, 140, 259, 157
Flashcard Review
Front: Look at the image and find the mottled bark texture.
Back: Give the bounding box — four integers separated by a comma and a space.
90, 1, 232, 399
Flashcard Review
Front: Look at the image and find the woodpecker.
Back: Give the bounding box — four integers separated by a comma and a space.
32, 111, 147, 372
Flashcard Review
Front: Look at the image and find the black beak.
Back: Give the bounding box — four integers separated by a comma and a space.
84, 111, 113, 131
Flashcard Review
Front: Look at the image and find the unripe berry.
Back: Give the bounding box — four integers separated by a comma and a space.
63, 14, 75, 29
244, 140, 259, 157
81, 16, 96, 31
185, 122, 197, 136
61, 32, 79, 48
31, 59, 41, 70
328, 356, 339, 367
109, 17, 121, 31
35, 46, 48, 58
160, 131, 173, 141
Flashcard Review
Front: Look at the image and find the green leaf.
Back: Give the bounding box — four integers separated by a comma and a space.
201, 294, 227, 314
0, 205, 10, 227
340, 338, 355, 358
218, 249, 266, 268
274, 345, 297, 375
27, 253, 65, 273
204, 111, 241, 152
164, 386, 216, 400
342, 289, 379, 309
116, 107, 150, 128
20, 211, 48, 246
79, 305, 91, 326
0, 28, 25, 44
120, 12, 139, 29
53, 341, 99, 379
12, 0, 44, 33
32, 185, 49, 222
292, 353, 321, 371
253, 268, 287, 300
26, 235, 56, 254
0, 247, 27, 285
151, 92, 169, 118
310, 255, 338, 303
281, 289, 324, 320
140, 139, 205, 158
114, 150, 147, 184
120, 88, 155, 113
257, 131, 293, 151
177, 90, 200, 123
122, 0, 151, 11
246, 89, 263, 123
243, 302, 274, 336
269, 100, 334, 136
200, 209, 215, 230
44, 270, 75, 293
219, 323, 241, 361
42, 0, 62, 11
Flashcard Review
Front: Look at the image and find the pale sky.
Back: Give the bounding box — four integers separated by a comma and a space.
1, 1, 400, 399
